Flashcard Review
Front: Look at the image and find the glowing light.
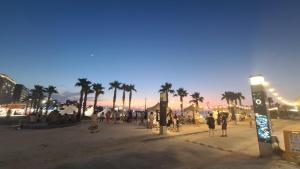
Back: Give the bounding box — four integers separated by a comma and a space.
273, 93, 278, 96
263, 81, 270, 87
249, 75, 265, 86
268, 88, 275, 92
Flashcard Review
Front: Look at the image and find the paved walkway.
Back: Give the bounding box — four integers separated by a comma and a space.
0, 119, 299, 169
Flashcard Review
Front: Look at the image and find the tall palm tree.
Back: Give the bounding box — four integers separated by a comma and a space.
109, 81, 122, 111
174, 88, 188, 112
221, 91, 236, 121
82, 83, 93, 117
44, 85, 58, 115
21, 94, 32, 115
33, 85, 45, 114
189, 92, 204, 123
75, 78, 90, 119
221, 91, 231, 105
120, 84, 129, 112
127, 84, 137, 111
159, 82, 174, 102
92, 83, 105, 113
236, 92, 245, 106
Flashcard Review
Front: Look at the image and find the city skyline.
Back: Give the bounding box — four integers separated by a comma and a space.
1, 0, 300, 108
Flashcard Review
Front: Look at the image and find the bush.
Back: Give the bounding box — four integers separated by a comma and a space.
47, 110, 62, 125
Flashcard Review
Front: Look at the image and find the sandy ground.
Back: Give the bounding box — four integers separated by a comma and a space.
0, 119, 299, 169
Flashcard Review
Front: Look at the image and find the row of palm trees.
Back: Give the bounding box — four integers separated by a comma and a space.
159, 82, 205, 122
159, 82, 205, 111
221, 91, 245, 121
158, 83, 247, 122
22, 85, 58, 115
221, 91, 245, 106
75, 79, 136, 119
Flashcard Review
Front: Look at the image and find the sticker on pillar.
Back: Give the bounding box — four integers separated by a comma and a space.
255, 113, 271, 143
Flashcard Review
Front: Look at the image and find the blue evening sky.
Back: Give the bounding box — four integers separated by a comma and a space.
0, 0, 299, 107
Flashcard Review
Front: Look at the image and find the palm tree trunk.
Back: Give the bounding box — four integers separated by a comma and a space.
93, 92, 98, 114
45, 94, 51, 115
24, 102, 28, 115
122, 90, 125, 112
77, 90, 84, 119
129, 91, 132, 111
180, 97, 183, 112
82, 91, 88, 117
113, 88, 117, 110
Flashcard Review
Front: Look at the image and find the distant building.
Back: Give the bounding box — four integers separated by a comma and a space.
12, 84, 30, 103
0, 73, 16, 104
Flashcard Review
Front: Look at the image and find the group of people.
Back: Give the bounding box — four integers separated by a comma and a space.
147, 110, 182, 132
206, 113, 228, 137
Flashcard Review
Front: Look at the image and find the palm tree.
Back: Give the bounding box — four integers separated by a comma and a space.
82, 83, 93, 117
221, 91, 231, 105
32, 85, 45, 114
159, 82, 175, 102
44, 85, 58, 115
109, 81, 122, 111
21, 94, 32, 115
189, 92, 204, 123
75, 78, 90, 119
236, 92, 245, 106
127, 84, 137, 111
174, 88, 188, 112
221, 91, 236, 121
92, 83, 105, 113
120, 84, 129, 112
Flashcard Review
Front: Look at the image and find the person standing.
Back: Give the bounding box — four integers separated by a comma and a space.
221, 115, 228, 137
207, 113, 215, 136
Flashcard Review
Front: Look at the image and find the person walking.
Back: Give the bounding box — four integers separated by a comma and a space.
248, 114, 253, 128
106, 110, 111, 124
174, 114, 180, 132
148, 112, 154, 129
207, 113, 215, 136
89, 112, 99, 133
100, 112, 105, 123
221, 115, 228, 137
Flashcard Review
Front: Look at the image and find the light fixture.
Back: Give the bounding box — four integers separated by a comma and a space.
249, 75, 265, 86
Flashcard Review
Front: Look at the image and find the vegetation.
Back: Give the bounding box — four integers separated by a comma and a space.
75, 78, 90, 119
109, 81, 122, 111
121, 84, 129, 112
82, 83, 93, 117
127, 84, 136, 111
44, 85, 58, 115
159, 82, 174, 102
174, 88, 188, 112
221, 91, 245, 121
189, 92, 204, 123
92, 83, 105, 113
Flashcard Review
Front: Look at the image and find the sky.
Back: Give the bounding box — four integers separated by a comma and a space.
0, 0, 300, 109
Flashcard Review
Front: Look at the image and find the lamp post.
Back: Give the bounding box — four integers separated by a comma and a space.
249, 75, 273, 157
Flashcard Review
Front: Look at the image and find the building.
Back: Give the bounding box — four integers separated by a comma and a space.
0, 73, 16, 104
12, 84, 30, 103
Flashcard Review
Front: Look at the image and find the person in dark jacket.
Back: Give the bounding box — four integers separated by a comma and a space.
207, 113, 215, 136
221, 115, 228, 137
